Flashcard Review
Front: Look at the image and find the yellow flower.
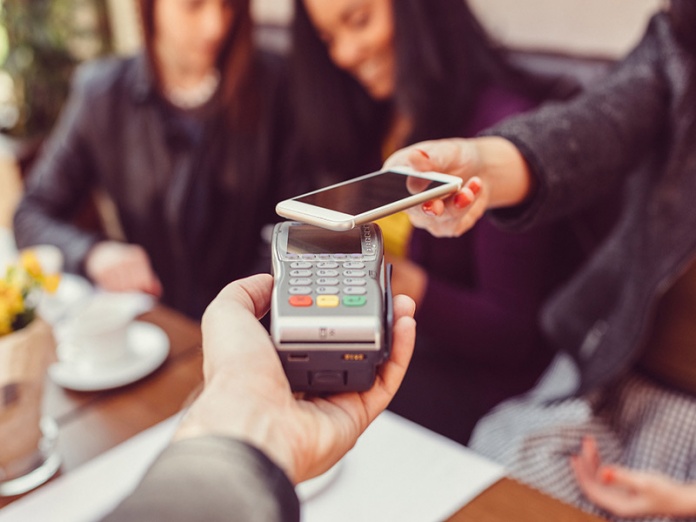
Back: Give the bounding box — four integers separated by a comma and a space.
0, 280, 24, 316
1, 249, 59, 336
42, 273, 61, 294
20, 250, 43, 280
0, 302, 12, 336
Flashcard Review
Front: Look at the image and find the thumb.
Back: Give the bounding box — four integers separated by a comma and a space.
405, 149, 438, 193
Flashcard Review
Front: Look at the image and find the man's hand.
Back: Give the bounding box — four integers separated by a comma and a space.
175, 274, 416, 484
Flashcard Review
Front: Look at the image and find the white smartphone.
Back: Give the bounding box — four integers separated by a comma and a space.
275, 166, 462, 231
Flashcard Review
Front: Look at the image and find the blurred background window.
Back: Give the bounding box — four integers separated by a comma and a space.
0, 0, 666, 141
0, 0, 112, 139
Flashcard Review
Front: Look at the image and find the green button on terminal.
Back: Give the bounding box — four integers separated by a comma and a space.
343, 295, 367, 307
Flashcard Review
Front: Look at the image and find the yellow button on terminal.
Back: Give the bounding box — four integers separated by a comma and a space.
317, 295, 340, 308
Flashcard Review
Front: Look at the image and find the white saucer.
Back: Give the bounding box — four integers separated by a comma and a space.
48, 321, 169, 392
296, 459, 343, 501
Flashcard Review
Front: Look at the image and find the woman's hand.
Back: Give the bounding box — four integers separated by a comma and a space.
384, 137, 533, 238
85, 241, 162, 297
175, 274, 417, 484
571, 435, 696, 518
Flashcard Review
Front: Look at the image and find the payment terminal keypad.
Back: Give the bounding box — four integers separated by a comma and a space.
287, 258, 371, 308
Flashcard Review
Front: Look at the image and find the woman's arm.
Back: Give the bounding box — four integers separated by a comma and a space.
385, 15, 669, 238
13, 64, 105, 273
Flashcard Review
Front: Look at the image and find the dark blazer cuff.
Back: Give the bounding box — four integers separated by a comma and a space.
103, 436, 300, 522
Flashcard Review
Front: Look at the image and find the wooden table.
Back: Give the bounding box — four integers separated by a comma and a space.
0, 305, 203, 510
0, 306, 606, 521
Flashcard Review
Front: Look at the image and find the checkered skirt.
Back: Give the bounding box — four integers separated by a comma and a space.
470, 370, 696, 521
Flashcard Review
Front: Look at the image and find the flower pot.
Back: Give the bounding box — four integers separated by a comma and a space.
0, 318, 60, 496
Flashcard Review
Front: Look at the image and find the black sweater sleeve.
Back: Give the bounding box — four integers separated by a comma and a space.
484, 14, 671, 230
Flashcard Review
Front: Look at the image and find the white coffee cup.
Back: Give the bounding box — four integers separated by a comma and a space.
57, 294, 137, 367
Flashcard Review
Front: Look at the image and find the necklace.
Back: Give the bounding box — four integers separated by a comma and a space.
165, 70, 220, 109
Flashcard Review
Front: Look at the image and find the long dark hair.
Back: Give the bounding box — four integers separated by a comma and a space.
137, 0, 258, 129
290, 0, 566, 181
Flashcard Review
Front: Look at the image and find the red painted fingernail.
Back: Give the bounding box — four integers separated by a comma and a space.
416, 149, 430, 159
422, 201, 433, 212
454, 192, 472, 208
601, 468, 614, 483
469, 179, 482, 196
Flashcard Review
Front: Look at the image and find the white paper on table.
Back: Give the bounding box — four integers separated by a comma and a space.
0, 415, 181, 522
301, 412, 504, 522
0, 411, 504, 522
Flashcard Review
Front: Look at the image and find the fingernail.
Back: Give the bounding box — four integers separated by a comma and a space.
454, 192, 472, 209
468, 179, 482, 196
422, 201, 435, 215
601, 468, 614, 483
416, 148, 430, 160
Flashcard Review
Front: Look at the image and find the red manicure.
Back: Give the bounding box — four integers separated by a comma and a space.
416, 149, 430, 159
468, 179, 482, 196
454, 192, 472, 208
422, 201, 434, 213
601, 468, 615, 484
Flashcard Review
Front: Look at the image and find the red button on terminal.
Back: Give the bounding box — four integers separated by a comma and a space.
289, 295, 313, 307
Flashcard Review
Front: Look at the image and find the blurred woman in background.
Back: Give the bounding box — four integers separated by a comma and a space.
288, 0, 596, 443
14, 0, 286, 318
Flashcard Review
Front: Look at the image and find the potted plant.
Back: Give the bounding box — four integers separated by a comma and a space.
0, 249, 61, 496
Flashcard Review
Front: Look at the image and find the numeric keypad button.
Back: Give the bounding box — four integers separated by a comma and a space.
316, 278, 339, 286
343, 278, 366, 286
343, 286, 367, 295
316, 286, 339, 295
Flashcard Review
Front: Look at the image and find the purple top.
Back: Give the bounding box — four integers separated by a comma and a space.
390, 85, 588, 443
409, 85, 569, 361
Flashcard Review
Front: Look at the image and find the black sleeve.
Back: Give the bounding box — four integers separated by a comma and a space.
102, 436, 300, 522
483, 14, 670, 230
13, 62, 106, 274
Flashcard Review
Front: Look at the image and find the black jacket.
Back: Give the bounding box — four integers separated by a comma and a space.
487, 13, 696, 394
14, 52, 287, 318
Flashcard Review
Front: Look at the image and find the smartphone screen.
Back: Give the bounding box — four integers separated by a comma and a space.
295, 171, 446, 215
